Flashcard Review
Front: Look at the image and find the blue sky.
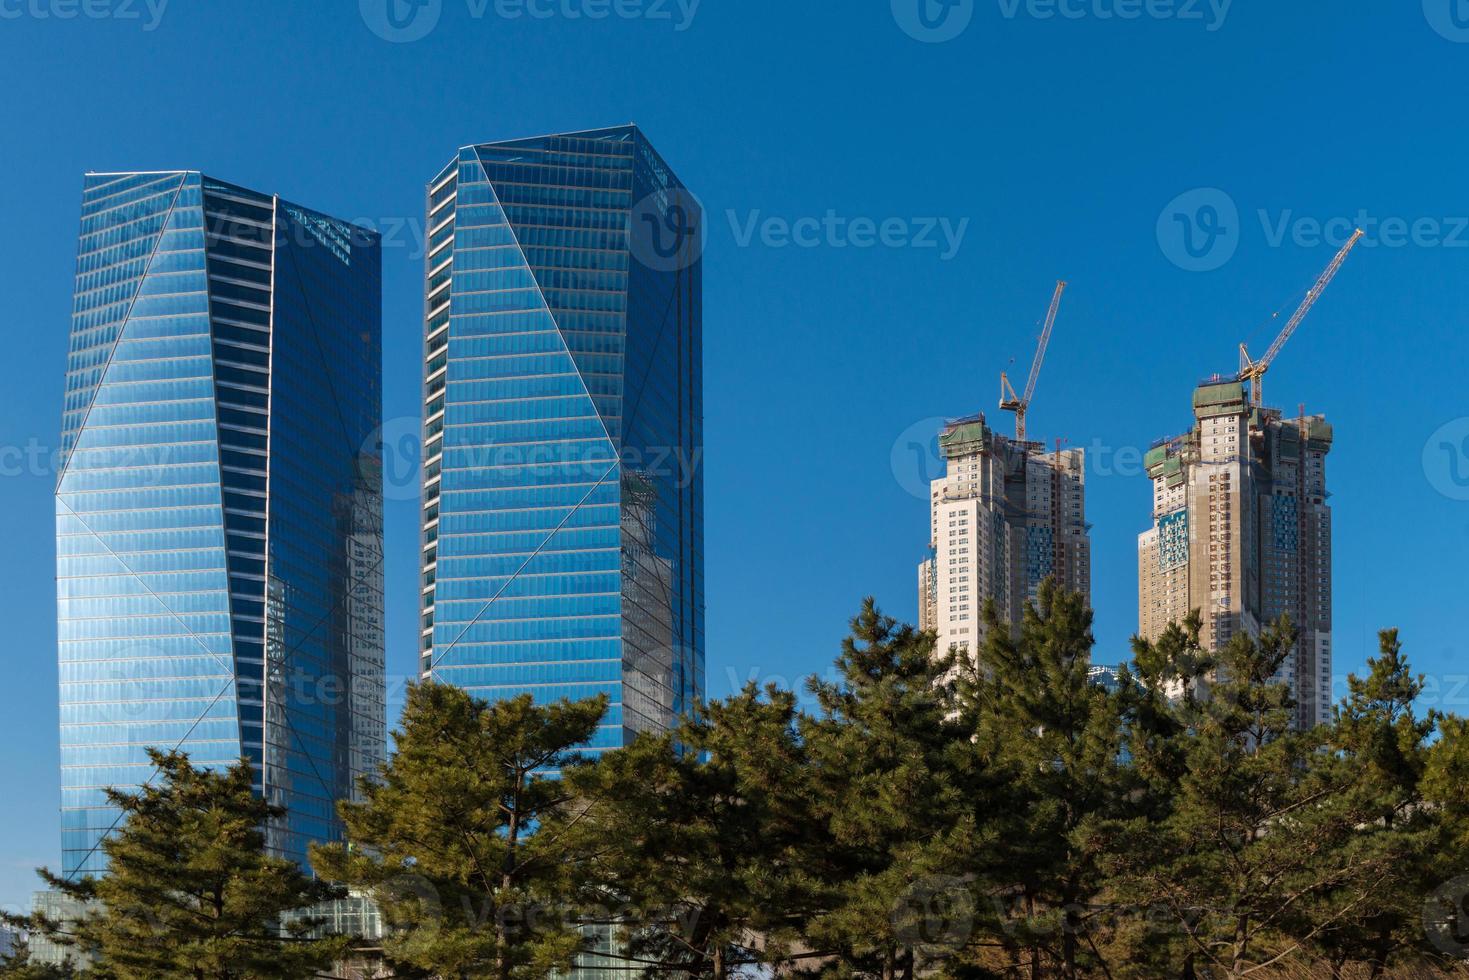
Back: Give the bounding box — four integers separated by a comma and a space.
3, 0, 1468, 910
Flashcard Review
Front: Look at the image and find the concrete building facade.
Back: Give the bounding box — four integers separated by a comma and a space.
1137, 379, 1333, 728
918, 414, 1090, 660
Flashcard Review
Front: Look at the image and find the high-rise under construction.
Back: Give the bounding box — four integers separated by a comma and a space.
918, 414, 1090, 659
1137, 379, 1333, 728
918, 282, 1089, 660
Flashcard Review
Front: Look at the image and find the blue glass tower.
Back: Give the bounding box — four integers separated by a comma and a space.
419, 126, 704, 748
56, 171, 385, 876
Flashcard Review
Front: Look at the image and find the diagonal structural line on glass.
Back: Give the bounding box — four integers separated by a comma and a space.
56, 190, 391, 885
56, 491, 389, 875
427, 458, 621, 674
59, 552, 390, 881
470, 146, 618, 451
55, 495, 238, 681
425, 169, 699, 678
62, 675, 237, 881
57, 174, 189, 492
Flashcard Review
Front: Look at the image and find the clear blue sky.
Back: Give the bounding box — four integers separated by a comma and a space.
3, 1, 1467, 911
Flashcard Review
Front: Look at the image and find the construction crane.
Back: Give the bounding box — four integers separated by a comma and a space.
1238, 229, 1364, 406
1000, 280, 1067, 442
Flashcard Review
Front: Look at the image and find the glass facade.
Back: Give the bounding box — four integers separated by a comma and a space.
419, 126, 704, 749
57, 171, 385, 876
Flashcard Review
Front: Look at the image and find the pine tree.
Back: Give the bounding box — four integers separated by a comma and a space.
567, 684, 813, 979
797, 598, 977, 980
1418, 707, 1469, 968
1304, 630, 1442, 977
0, 940, 78, 980
958, 581, 1132, 980
1108, 618, 1415, 979
1095, 614, 1211, 978
7, 749, 345, 980
311, 682, 607, 980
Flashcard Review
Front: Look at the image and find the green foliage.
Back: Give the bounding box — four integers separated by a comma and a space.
796, 598, 977, 980
0, 940, 79, 979
7, 749, 345, 980
957, 582, 1134, 980
566, 684, 813, 979
311, 681, 607, 980
24, 587, 1469, 980
1104, 620, 1455, 980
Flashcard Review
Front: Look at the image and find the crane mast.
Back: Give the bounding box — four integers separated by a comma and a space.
1238, 229, 1364, 406
1000, 280, 1067, 442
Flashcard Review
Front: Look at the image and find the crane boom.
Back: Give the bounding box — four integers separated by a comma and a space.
1000, 280, 1067, 442
1239, 229, 1363, 405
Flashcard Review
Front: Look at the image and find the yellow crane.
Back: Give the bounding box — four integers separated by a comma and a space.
1000, 280, 1067, 442
1238, 229, 1364, 406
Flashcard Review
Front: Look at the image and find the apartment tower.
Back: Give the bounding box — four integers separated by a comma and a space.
918, 414, 1090, 659
1137, 379, 1333, 728
57, 171, 385, 875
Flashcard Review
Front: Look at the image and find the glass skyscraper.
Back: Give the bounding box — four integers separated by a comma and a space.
418, 126, 704, 749
57, 171, 385, 877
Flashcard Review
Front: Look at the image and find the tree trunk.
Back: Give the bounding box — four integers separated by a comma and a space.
1367, 920, 1393, 979
496, 768, 525, 980
1027, 893, 1041, 980
1062, 901, 1079, 980
1231, 913, 1250, 980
